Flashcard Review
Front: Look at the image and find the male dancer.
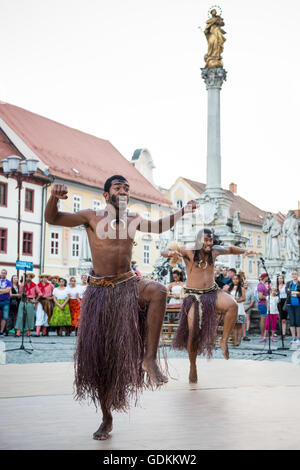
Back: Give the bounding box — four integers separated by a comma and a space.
162, 228, 256, 383
45, 175, 197, 440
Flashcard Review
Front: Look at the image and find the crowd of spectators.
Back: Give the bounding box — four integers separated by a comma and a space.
0, 269, 88, 337
1, 263, 300, 346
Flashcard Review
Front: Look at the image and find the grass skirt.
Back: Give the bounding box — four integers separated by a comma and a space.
172, 290, 218, 358
74, 276, 148, 412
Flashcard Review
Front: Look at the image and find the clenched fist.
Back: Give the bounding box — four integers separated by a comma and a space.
183, 200, 199, 214
51, 184, 68, 200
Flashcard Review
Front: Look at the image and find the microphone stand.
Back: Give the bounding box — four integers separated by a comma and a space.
253, 258, 286, 359
4, 268, 34, 354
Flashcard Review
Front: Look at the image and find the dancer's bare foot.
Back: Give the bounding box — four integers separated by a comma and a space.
219, 338, 229, 360
93, 419, 113, 441
189, 364, 198, 383
142, 358, 168, 386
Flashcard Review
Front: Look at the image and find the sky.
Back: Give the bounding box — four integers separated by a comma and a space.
0, 0, 299, 214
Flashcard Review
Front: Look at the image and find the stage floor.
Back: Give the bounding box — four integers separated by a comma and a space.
1, 358, 300, 450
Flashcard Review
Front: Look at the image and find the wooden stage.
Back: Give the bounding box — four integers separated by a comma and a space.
1, 358, 300, 450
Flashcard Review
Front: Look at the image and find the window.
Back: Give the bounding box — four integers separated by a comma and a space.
69, 268, 77, 276
247, 232, 253, 247
248, 259, 253, 274
72, 234, 80, 257
50, 231, 60, 256
143, 245, 150, 264
257, 234, 262, 248
0, 228, 7, 253
93, 199, 102, 211
176, 199, 183, 209
73, 195, 81, 213
25, 188, 34, 212
0, 182, 7, 207
22, 232, 33, 256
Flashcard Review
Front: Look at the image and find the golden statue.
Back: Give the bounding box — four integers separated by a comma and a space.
204, 8, 226, 68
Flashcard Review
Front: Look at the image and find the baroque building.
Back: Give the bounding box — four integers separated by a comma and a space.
0, 102, 172, 279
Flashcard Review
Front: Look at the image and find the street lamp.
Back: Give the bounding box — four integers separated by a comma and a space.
1, 156, 39, 277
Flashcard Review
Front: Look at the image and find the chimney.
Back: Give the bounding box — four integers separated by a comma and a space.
229, 182, 237, 194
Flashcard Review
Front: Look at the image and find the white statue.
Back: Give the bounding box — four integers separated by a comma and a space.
232, 210, 241, 234
262, 213, 281, 260
270, 216, 281, 259
282, 211, 299, 262
262, 212, 272, 259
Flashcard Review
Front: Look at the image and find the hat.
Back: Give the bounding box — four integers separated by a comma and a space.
50, 274, 60, 279
26, 272, 35, 279
260, 273, 268, 280
39, 273, 51, 278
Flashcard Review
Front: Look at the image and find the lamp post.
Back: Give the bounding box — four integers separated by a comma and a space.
1, 156, 39, 278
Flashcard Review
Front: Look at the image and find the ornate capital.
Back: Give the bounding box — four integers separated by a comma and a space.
201, 67, 227, 89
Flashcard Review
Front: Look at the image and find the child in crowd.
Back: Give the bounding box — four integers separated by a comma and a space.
262, 287, 279, 342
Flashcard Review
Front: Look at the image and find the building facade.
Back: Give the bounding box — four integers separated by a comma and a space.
0, 102, 172, 280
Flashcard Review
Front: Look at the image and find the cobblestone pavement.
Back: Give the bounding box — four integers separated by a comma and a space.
1, 331, 300, 364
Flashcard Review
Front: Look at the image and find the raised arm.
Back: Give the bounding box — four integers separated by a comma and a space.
137, 200, 198, 234
45, 184, 93, 227
214, 246, 257, 257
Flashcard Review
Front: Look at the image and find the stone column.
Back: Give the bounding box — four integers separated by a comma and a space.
201, 67, 227, 191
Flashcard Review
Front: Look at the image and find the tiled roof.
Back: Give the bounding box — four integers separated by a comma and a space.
0, 130, 21, 157
183, 177, 267, 226
0, 102, 171, 207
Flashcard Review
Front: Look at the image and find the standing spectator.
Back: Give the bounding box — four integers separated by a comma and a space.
214, 265, 224, 288
286, 270, 300, 344
220, 267, 230, 287
167, 268, 185, 305
228, 274, 246, 345
77, 274, 88, 331
68, 277, 81, 336
257, 273, 270, 341
0, 269, 12, 336
50, 275, 60, 288
222, 268, 236, 291
262, 287, 279, 342
15, 273, 40, 337
277, 275, 287, 338
36, 274, 54, 337
131, 260, 142, 277
243, 279, 255, 341
6, 275, 21, 336
78, 274, 88, 300
50, 278, 72, 336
